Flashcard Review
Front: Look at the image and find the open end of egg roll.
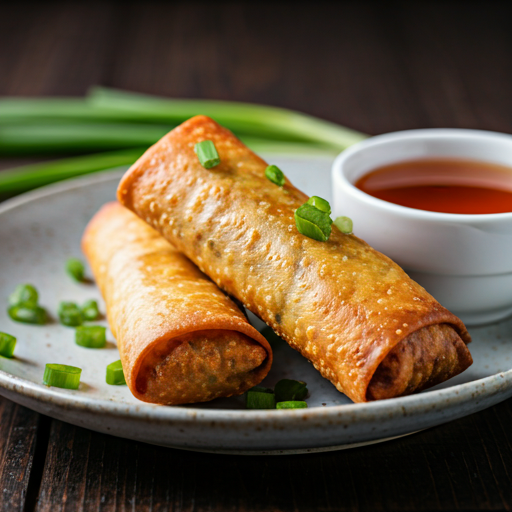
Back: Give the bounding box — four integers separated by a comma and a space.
366, 323, 472, 401
136, 329, 267, 404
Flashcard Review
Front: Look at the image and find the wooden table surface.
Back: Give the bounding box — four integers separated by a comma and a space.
1, 2, 512, 511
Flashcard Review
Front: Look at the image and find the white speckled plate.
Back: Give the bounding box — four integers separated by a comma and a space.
0, 154, 512, 455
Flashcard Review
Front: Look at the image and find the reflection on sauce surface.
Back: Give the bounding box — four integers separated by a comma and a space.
355, 158, 512, 214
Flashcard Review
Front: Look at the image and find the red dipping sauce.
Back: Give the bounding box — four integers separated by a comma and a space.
355, 158, 512, 214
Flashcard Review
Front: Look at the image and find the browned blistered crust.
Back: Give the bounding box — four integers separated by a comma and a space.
118, 116, 472, 403
82, 202, 271, 405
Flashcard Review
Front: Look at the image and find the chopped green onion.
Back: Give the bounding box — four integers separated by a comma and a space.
334, 216, 353, 234
265, 165, 285, 186
81, 299, 100, 321
0, 332, 16, 358
8, 305, 46, 325
75, 325, 106, 348
307, 196, 331, 214
66, 258, 85, 282
276, 401, 308, 409
58, 302, 83, 327
194, 140, 220, 169
260, 326, 285, 347
294, 203, 333, 242
274, 379, 308, 402
43, 364, 81, 389
106, 360, 126, 385
8, 284, 39, 307
246, 390, 276, 409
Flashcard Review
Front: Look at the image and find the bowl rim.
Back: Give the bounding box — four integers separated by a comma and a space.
332, 128, 512, 223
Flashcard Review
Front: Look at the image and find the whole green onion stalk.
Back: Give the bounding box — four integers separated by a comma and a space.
0, 149, 145, 196
0, 87, 368, 196
88, 87, 367, 149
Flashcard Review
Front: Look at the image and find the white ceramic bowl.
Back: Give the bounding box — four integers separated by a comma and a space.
332, 129, 512, 326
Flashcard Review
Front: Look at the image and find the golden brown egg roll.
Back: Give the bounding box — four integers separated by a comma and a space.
82, 202, 271, 405
117, 116, 472, 403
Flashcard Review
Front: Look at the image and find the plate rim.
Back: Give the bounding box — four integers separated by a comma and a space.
0, 364, 510, 424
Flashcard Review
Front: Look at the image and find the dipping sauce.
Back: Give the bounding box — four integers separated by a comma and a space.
355, 158, 512, 214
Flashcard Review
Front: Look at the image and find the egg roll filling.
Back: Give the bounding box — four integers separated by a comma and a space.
367, 323, 470, 401
136, 329, 268, 404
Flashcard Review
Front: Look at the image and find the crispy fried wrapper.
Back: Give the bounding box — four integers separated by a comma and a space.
82, 202, 271, 405
118, 116, 472, 403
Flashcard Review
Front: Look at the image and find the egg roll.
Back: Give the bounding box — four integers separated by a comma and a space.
82, 202, 271, 405
117, 116, 472, 403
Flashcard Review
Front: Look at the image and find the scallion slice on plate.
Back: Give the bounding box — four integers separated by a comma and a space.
43, 364, 82, 389
106, 360, 126, 385
246, 389, 276, 409
8, 283, 38, 307
58, 301, 83, 327
276, 401, 308, 409
81, 299, 100, 321
0, 332, 16, 358
8, 304, 46, 325
66, 258, 85, 282
75, 325, 106, 348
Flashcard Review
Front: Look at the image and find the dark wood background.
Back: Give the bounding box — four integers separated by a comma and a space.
1, 2, 512, 510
